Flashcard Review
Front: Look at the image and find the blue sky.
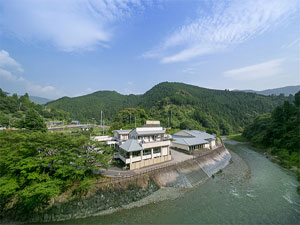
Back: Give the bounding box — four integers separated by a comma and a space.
0, 0, 299, 99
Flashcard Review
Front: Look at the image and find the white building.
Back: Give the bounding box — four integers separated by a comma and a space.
91, 136, 113, 142
117, 121, 171, 170
171, 130, 216, 152
113, 129, 131, 142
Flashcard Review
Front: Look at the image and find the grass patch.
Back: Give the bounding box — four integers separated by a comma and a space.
227, 134, 247, 142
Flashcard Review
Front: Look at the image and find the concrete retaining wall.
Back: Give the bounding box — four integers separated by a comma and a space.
153, 147, 231, 188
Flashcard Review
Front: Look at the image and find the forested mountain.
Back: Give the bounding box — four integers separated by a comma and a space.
47, 91, 141, 123
235, 85, 300, 96
47, 82, 289, 134
0, 88, 70, 128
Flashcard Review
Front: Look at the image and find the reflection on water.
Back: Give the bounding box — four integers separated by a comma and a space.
44, 141, 300, 225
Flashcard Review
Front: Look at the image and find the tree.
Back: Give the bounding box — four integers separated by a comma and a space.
24, 109, 47, 131
180, 120, 195, 130
0, 130, 113, 212
294, 91, 300, 108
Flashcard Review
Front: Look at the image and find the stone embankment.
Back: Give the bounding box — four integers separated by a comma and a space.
27, 175, 159, 223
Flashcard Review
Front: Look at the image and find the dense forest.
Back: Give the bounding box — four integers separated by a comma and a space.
0, 130, 113, 217
242, 91, 300, 184
0, 88, 70, 128
47, 82, 289, 134
47, 91, 141, 124
0, 88, 114, 217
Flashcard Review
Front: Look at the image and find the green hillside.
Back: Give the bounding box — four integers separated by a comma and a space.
46, 82, 288, 134
0, 88, 70, 128
46, 91, 141, 123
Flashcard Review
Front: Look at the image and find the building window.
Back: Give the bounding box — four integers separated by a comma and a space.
120, 149, 129, 158
143, 149, 151, 155
132, 151, 141, 157
153, 148, 160, 154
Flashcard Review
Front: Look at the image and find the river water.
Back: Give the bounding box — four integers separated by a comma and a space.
46, 140, 300, 225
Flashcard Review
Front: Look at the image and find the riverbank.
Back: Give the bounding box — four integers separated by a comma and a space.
226, 136, 300, 194
58, 148, 251, 225
30, 139, 300, 225
79, 148, 249, 217
1, 146, 236, 224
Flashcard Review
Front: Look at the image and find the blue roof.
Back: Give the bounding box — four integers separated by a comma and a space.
172, 130, 215, 147
120, 139, 143, 152
172, 138, 208, 146
173, 130, 215, 140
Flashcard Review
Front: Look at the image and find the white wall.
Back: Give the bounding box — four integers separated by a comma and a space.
161, 147, 168, 156
136, 127, 163, 132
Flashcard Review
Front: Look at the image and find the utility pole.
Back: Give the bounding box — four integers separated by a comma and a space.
168, 117, 170, 128
102, 120, 105, 135
101, 111, 104, 135
135, 117, 136, 128
170, 110, 172, 128
100, 111, 103, 127
130, 112, 132, 124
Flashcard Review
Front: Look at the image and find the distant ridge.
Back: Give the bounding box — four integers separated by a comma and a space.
6, 93, 53, 105
234, 85, 300, 96
29, 96, 53, 105
46, 82, 288, 134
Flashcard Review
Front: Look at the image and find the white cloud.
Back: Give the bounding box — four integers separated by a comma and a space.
0, 68, 64, 98
0, 50, 64, 98
0, 0, 145, 51
223, 59, 284, 81
144, 0, 298, 63
0, 68, 24, 82
0, 50, 24, 72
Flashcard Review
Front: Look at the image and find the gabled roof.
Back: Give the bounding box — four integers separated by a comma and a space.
173, 130, 215, 140
172, 130, 215, 147
120, 139, 143, 152
172, 138, 208, 146
113, 129, 132, 135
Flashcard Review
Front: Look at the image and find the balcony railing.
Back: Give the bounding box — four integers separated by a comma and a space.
138, 137, 170, 144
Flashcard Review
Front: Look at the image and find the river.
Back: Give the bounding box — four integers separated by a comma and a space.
41, 140, 300, 225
